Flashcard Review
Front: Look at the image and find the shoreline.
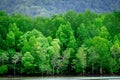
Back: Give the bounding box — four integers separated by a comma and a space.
0, 76, 120, 80
0, 74, 120, 78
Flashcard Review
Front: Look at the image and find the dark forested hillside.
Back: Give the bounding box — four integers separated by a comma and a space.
0, 0, 120, 17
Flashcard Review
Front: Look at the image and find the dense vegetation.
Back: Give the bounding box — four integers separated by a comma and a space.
0, 0, 120, 17
0, 10, 120, 76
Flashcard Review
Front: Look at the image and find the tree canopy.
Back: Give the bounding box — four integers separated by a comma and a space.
0, 10, 120, 76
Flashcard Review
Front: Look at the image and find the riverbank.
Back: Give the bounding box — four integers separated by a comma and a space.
0, 74, 120, 78
0, 76, 120, 80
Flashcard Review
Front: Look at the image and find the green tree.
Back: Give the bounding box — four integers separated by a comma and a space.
59, 48, 71, 74
8, 23, 23, 40
19, 29, 52, 74
51, 16, 67, 38
72, 46, 86, 74
0, 10, 120, 75
0, 50, 8, 65
87, 46, 99, 74
32, 41, 52, 74
0, 65, 8, 75
110, 39, 120, 72
6, 31, 15, 48
12, 52, 22, 76
17, 29, 43, 51
32, 37, 52, 75
84, 36, 112, 74
98, 26, 110, 39
6, 23, 23, 49
50, 39, 61, 75
22, 39, 31, 53
21, 52, 34, 74
0, 35, 6, 50
56, 22, 76, 73
56, 22, 76, 50
77, 23, 99, 46
0, 50, 8, 75
103, 13, 120, 37
0, 11, 10, 40
10, 14, 34, 32
64, 10, 79, 37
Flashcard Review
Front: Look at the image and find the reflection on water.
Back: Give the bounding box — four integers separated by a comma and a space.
0, 77, 120, 80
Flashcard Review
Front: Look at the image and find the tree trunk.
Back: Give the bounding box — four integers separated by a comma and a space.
53, 65, 54, 76
92, 62, 94, 75
14, 63, 16, 76
100, 67, 102, 75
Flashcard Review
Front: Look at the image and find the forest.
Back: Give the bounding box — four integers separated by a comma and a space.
0, 10, 120, 76
0, 0, 119, 17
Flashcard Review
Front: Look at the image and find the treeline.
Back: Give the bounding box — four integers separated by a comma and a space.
0, 10, 120, 76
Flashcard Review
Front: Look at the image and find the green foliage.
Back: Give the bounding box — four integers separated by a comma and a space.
0, 50, 8, 65
58, 48, 71, 74
0, 65, 8, 74
98, 26, 110, 39
0, 12, 10, 40
6, 23, 23, 49
51, 16, 67, 38
56, 22, 76, 50
103, 12, 120, 37
6, 31, 15, 48
0, 10, 120, 76
0, 35, 6, 50
76, 21, 100, 46
49, 39, 61, 74
72, 46, 86, 73
21, 52, 34, 74
8, 23, 23, 40
110, 39, 120, 72
64, 10, 79, 36
84, 36, 113, 74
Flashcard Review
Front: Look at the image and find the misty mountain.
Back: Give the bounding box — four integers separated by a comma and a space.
0, 0, 120, 17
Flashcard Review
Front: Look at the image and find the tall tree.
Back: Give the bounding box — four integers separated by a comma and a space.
0, 50, 8, 75
110, 36, 120, 72
6, 23, 23, 49
12, 52, 22, 76
84, 36, 112, 74
72, 46, 86, 74
56, 22, 76, 50
49, 39, 61, 75
21, 52, 34, 74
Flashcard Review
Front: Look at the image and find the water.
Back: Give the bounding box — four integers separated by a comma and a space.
0, 77, 120, 80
